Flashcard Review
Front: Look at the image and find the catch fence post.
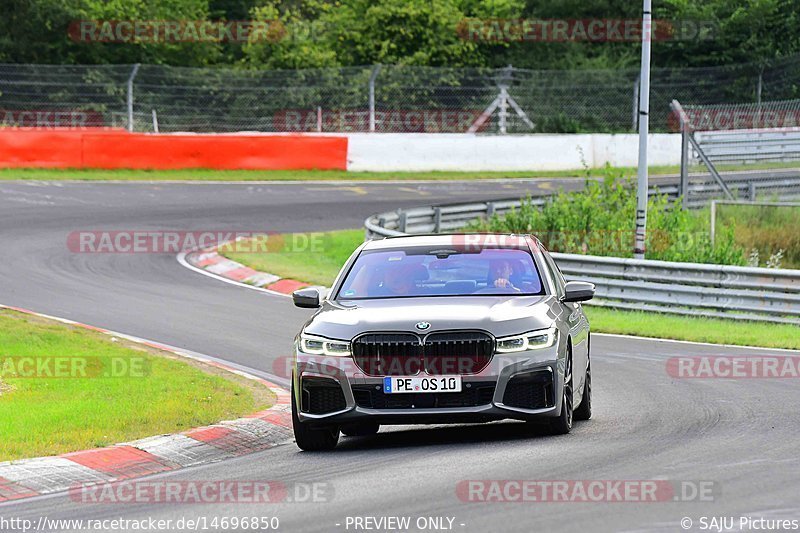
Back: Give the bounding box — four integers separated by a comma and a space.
369, 65, 382, 133
126, 63, 141, 132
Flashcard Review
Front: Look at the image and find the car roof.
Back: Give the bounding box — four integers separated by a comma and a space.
363, 233, 534, 251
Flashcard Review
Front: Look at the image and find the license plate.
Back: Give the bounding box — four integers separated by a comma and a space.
383, 376, 462, 394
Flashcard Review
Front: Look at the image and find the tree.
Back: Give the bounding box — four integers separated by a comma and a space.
243, 0, 524, 69
0, 0, 222, 65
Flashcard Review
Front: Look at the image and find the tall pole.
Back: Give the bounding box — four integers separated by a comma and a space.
633, 0, 652, 259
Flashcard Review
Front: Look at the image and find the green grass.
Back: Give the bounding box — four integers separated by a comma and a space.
0, 310, 274, 461
2, 161, 799, 182
0, 167, 630, 181
220, 229, 799, 350
585, 307, 800, 350
219, 229, 364, 286
715, 202, 800, 269
3, 161, 799, 182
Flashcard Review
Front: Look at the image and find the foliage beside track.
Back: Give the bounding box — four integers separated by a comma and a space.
0, 310, 274, 461
5, 0, 800, 72
468, 166, 800, 268
467, 166, 748, 266
220, 229, 799, 350
715, 202, 800, 269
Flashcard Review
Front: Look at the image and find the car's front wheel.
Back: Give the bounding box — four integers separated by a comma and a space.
291, 384, 339, 451
549, 347, 573, 435
574, 356, 592, 421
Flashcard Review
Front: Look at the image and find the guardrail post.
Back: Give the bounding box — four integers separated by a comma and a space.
749, 182, 757, 201
398, 211, 408, 233
486, 202, 496, 218
433, 207, 442, 233
710, 200, 717, 245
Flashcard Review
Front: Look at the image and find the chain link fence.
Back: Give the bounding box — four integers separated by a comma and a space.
2, 56, 800, 134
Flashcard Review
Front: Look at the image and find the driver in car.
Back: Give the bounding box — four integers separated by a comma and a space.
488, 259, 520, 291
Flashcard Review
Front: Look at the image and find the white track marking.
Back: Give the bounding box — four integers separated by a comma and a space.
176, 251, 291, 298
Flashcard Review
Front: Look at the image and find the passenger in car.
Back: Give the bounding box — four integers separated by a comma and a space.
382, 263, 429, 296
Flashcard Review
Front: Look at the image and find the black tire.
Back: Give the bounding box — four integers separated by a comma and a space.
291, 384, 340, 451
549, 346, 573, 435
341, 422, 380, 437
574, 356, 592, 421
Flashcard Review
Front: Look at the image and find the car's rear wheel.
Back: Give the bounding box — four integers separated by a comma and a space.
574, 356, 592, 421
341, 422, 380, 437
291, 383, 340, 451
549, 346, 573, 435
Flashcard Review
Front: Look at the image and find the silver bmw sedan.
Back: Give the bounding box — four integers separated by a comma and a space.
290, 234, 594, 450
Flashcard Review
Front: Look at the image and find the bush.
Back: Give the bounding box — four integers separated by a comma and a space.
716, 203, 800, 269
467, 165, 747, 265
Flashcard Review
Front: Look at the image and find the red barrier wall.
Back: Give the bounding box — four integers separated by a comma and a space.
0, 129, 348, 170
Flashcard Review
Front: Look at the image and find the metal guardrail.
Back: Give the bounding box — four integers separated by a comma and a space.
551, 253, 800, 324
365, 196, 800, 325
696, 129, 800, 165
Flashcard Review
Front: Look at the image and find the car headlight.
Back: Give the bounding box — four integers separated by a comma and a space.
299, 334, 351, 356
495, 327, 557, 353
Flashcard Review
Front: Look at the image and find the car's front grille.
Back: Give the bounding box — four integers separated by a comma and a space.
423, 332, 494, 375
352, 333, 423, 376
352, 382, 496, 409
502, 370, 554, 410
301, 377, 347, 414
352, 331, 494, 376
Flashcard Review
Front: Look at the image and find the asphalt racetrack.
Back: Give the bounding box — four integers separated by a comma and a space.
1, 178, 799, 532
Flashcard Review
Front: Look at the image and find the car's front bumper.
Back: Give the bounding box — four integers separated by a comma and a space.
293, 344, 565, 428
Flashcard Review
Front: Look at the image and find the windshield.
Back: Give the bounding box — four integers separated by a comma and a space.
336, 246, 545, 300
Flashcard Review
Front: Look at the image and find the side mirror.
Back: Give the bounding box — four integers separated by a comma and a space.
292, 287, 321, 308
563, 281, 595, 303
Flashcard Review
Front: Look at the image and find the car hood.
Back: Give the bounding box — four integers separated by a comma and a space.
302, 295, 560, 340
